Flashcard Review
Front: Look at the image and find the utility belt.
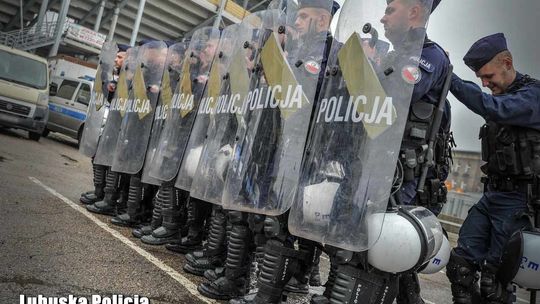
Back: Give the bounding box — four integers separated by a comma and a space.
415, 178, 448, 212
481, 175, 534, 193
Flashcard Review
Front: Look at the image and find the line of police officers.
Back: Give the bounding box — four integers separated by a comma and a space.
77, 0, 540, 303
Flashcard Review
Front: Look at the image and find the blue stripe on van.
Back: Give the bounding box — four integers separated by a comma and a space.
48, 104, 86, 121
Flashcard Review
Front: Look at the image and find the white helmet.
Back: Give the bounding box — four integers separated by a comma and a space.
302, 179, 340, 225
184, 146, 203, 178
499, 230, 540, 290
368, 206, 444, 273
420, 232, 450, 274
215, 144, 232, 182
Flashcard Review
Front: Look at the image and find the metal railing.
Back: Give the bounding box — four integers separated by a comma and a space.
0, 21, 60, 51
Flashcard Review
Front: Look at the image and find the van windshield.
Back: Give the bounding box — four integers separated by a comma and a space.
0, 49, 48, 90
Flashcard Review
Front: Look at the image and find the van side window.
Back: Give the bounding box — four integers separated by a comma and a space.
56, 80, 79, 100
76, 83, 91, 105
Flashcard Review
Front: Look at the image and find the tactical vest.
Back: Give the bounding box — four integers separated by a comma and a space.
479, 76, 540, 193
397, 41, 454, 209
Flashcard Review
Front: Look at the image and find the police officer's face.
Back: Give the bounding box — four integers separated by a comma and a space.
295, 8, 330, 36
200, 40, 219, 66
476, 57, 514, 95
380, 0, 412, 43
115, 51, 127, 69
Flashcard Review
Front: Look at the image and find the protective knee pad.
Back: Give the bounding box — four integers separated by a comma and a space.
228, 210, 249, 225
263, 215, 288, 240
446, 251, 480, 304
330, 265, 398, 304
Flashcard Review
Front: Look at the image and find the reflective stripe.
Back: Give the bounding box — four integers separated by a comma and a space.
48, 104, 86, 121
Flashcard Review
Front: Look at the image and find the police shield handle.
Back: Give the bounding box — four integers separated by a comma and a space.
178, 58, 194, 118
116, 70, 130, 117
338, 32, 396, 139
260, 32, 309, 120
131, 65, 152, 120
160, 69, 173, 109
229, 46, 251, 120
93, 66, 104, 111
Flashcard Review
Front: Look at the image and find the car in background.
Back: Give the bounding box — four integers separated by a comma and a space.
0, 44, 49, 141
44, 76, 93, 145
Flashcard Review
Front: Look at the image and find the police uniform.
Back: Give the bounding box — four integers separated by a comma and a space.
316, 0, 454, 303
80, 43, 132, 206
446, 33, 540, 304
394, 29, 453, 304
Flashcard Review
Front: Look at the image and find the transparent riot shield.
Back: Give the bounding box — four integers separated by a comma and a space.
175, 24, 241, 191
79, 41, 118, 157
148, 27, 222, 182
111, 41, 168, 174
94, 47, 139, 166
141, 42, 189, 185
189, 11, 278, 204
222, 0, 332, 215
288, 0, 434, 252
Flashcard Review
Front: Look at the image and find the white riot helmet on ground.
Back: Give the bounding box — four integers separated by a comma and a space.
368, 206, 444, 274
419, 229, 451, 274
499, 229, 540, 290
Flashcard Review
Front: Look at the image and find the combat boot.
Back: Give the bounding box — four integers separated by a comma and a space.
133, 189, 162, 238
204, 267, 226, 281
166, 197, 211, 254
111, 176, 153, 227
184, 206, 228, 276
142, 186, 186, 245
86, 170, 121, 215
198, 223, 253, 300
446, 251, 481, 304
80, 164, 107, 205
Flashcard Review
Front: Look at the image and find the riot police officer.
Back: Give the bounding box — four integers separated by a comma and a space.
446, 33, 540, 304
80, 43, 129, 206
379, 0, 453, 303
292, 0, 452, 303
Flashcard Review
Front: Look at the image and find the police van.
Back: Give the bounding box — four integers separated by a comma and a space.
44, 76, 93, 145
0, 44, 49, 141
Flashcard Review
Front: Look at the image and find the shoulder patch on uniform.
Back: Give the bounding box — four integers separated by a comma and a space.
409, 55, 435, 73
304, 60, 321, 75
402, 65, 422, 85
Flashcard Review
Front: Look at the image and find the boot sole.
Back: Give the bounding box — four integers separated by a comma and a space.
197, 283, 243, 301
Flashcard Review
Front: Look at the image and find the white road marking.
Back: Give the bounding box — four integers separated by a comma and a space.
29, 177, 217, 304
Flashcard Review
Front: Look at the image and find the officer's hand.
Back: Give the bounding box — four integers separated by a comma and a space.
322, 161, 346, 182
107, 82, 116, 92
361, 40, 376, 61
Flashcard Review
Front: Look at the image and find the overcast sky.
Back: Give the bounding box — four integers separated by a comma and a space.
329, 0, 540, 152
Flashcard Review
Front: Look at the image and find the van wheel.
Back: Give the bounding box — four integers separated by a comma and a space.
29, 131, 41, 141
42, 128, 50, 137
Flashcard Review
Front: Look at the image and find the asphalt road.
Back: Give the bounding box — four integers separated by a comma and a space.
0, 127, 537, 304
